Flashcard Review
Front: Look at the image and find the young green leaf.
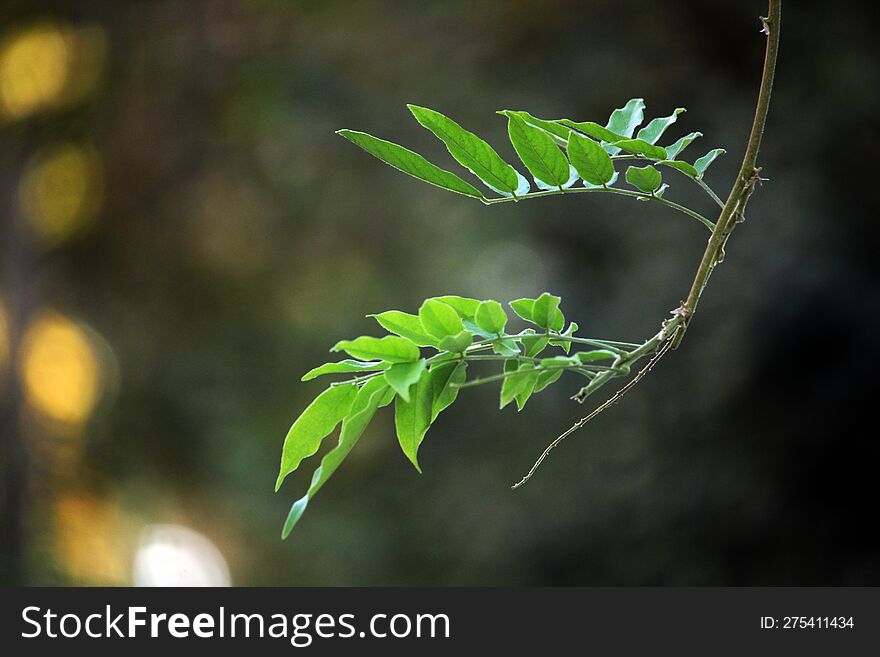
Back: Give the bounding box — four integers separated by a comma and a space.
606, 98, 646, 138
337, 130, 484, 199
635, 108, 686, 145
418, 298, 464, 340
407, 105, 526, 196
609, 139, 667, 160
534, 368, 564, 393
491, 336, 520, 357
657, 159, 699, 178
506, 113, 571, 189
499, 110, 571, 144
429, 361, 467, 421
281, 377, 391, 538
332, 335, 420, 363
664, 131, 702, 159
301, 359, 388, 382
384, 358, 427, 402
575, 349, 618, 363
605, 98, 645, 154
509, 298, 535, 323
558, 120, 626, 144
475, 300, 508, 335
394, 368, 434, 472
549, 321, 579, 354
276, 383, 359, 491
568, 132, 615, 186
438, 330, 473, 354
521, 330, 550, 357
625, 165, 663, 193
500, 362, 539, 411
694, 148, 725, 177
370, 310, 437, 347
532, 292, 563, 331
432, 295, 481, 321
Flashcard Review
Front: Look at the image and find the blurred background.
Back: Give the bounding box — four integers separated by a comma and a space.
1, 0, 877, 586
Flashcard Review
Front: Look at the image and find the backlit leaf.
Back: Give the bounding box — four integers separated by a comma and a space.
433, 295, 481, 321
568, 132, 615, 186
664, 131, 702, 159
276, 383, 359, 491
408, 105, 524, 196
558, 120, 626, 144
506, 113, 571, 189
499, 110, 571, 144
609, 139, 667, 160
438, 330, 473, 354
509, 298, 535, 323
332, 335, 420, 363
658, 159, 699, 178
394, 368, 434, 472
370, 310, 437, 347
419, 298, 464, 340
337, 130, 484, 199
301, 360, 388, 382
532, 293, 563, 330
625, 165, 663, 193
429, 361, 467, 421
575, 349, 618, 363
605, 98, 645, 154
384, 358, 427, 402
475, 300, 508, 335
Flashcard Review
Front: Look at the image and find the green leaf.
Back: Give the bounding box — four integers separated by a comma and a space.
558, 120, 626, 144
418, 298, 464, 340
438, 330, 473, 354
521, 329, 550, 357
575, 349, 618, 363
500, 362, 539, 411
532, 293, 563, 331
499, 110, 571, 144
664, 131, 702, 159
534, 368, 564, 393
635, 108, 686, 145
281, 377, 390, 538
301, 359, 388, 382
394, 369, 434, 472
605, 98, 645, 154
509, 298, 535, 323
658, 159, 699, 178
694, 148, 725, 177
407, 105, 526, 196
429, 361, 467, 421
491, 336, 520, 357
383, 358, 427, 402
369, 310, 437, 347
433, 295, 481, 320
549, 321, 579, 354
625, 165, 663, 193
568, 132, 614, 186
332, 335, 420, 363
475, 300, 508, 335
336, 130, 484, 199
606, 98, 646, 138
506, 113, 571, 189
609, 139, 667, 160
276, 383, 359, 491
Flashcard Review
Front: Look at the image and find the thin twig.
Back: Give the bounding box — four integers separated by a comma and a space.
511, 338, 674, 490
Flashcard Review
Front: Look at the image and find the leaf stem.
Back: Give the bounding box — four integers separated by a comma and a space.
483, 186, 715, 231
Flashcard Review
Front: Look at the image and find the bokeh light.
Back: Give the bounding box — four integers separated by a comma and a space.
0, 23, 105, 121
19, 311, 102, 426
19, 143, 104, 245
132, 525, 231, 587
54, 494, 129, 585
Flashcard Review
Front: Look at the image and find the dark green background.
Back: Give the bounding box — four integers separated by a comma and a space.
2, 0, 877, 585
